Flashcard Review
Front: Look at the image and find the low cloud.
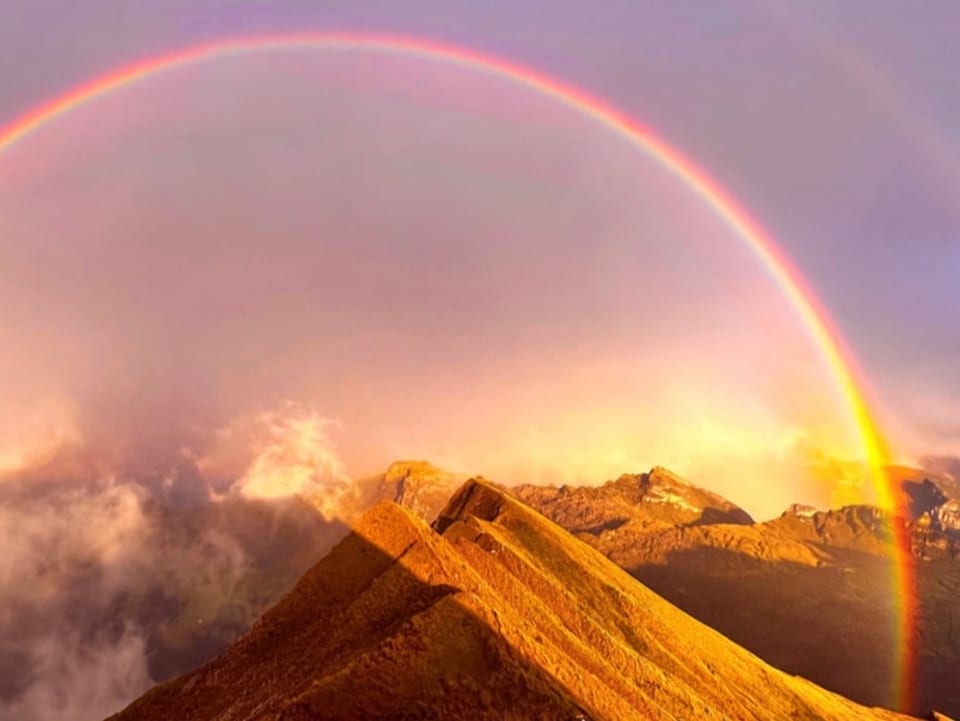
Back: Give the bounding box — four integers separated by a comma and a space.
672, 428, 873, 520
0, 402, 352, 721
200, 404, 352, 518
3, 625, 150, 721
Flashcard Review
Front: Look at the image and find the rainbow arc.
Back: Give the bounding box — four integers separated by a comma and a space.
0, 32, 916, 711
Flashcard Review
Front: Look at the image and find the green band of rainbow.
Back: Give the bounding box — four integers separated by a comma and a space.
0, 32, 917, 711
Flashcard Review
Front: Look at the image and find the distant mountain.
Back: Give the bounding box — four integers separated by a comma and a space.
108, 479, 914, 721
349, 459, 465, 523
896, 466, 960, 539
511, 465, 754, 534
509, 466, 960, 718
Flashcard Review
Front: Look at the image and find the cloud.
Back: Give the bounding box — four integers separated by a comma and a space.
0, 402, 351, 721
2, 625, 150, 721
199, 403, 352, 518
0, 482, 150, 618
0, 481, 155, 720
800, 446, 871, 509
0, 399, 83, 480
675, 428, 874, 520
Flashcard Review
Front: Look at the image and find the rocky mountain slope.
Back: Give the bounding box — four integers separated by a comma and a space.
107, 480, 915, 721
511, 465, 754, 534
348, 459, 467, 523
509, 466, 960, 718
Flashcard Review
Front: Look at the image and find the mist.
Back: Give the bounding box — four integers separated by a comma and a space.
0, 51, 866, 507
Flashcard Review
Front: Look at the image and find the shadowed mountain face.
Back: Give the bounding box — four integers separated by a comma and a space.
509, 467, 960, 719
139, 462, 463, 684
140, 498, 350, 681
109, 480, 914, 721
0, 459, 460, 721
897, 467, 960, 541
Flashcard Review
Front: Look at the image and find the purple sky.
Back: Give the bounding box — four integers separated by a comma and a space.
1, 0, 958, 517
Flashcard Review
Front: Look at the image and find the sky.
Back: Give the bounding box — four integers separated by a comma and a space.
0, 0, 958, 518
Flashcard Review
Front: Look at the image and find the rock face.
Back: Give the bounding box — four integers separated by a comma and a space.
899, 468, 960, 536
903, 477, 950, 520
784, 503, 819, 518
930, 500, 960, 534
510, 465, 754, 537
906, 488, 960, 540
107, 480, 913, 721
896, 472, 960, 561
351, 460, 465, 524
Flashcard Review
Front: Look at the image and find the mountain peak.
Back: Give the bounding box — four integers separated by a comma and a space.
749, 503, 910, 562
383, 459, 447, 482
509, 466, 753, 550
610, 466, 755, 526
352, 497, 432, 551
353, 460, 465, 523
783, 503, 819, 519
895, 472, 960, 538
648, 464, 686, 483
433, 477, 505, 533
902, 476, 949, 519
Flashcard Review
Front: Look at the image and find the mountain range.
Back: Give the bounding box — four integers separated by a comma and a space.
108, 478, 919, 721
64, 460, 959, 720
510, 465, 960, 717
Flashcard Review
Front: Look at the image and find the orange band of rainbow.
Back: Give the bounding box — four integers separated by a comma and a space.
0, 32, 916, 711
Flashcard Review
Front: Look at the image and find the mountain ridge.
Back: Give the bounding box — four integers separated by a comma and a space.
107, 478, 917, 721
502, 465, 960, 717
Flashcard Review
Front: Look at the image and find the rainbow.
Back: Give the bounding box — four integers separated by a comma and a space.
0, 32, 917, 711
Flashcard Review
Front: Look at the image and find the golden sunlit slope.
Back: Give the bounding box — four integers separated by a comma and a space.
509, 469, 960, 718
109, 479, 914, 721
